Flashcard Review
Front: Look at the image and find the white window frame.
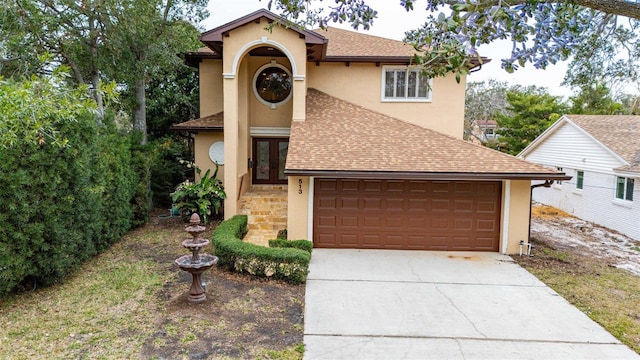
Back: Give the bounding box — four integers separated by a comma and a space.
381, 66, 432, 102
553, 167, 564, 188
576, 170, 584, 190
615, 176, 634, 202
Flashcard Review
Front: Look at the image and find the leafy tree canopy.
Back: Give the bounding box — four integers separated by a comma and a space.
492, 87, 567, 155
0, 0, 207, 143
568, 82, 628, 114
266, 0, 640, 85
0, 63, 100, 148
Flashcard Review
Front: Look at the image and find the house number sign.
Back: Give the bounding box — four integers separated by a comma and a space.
298, 179, 303, 194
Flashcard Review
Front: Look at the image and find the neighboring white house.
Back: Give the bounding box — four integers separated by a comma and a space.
519, 114, 640, 240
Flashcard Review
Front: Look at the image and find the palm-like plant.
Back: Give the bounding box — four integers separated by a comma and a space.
171, 161, 226, 223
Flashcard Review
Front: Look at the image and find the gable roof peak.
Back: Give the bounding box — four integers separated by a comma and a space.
200, 8, 326, 47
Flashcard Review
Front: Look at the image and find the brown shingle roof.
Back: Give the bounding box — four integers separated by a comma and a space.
286, 89, 566, 180
170, 112, 224, 132
313, 27, 416, 58
565, 115, 640, 165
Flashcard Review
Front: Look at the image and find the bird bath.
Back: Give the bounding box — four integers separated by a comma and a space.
175, 213, 218, 303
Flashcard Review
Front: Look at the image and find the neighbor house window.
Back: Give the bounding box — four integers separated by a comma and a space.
616, 176, 634, 201
382, 67, 431, 101
556, 167, 563, 185
576, 171, 584, 190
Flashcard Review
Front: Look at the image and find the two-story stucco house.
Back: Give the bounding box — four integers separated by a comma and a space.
519, 114, 640, 241
171, 9, 567, 254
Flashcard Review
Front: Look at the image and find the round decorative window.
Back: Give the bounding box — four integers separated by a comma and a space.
253, 63, 292, 108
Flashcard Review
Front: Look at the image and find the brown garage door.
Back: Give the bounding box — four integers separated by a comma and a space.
314, 179, 502, 251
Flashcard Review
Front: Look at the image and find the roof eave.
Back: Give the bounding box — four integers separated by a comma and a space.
321, 56, 412, 64
319, 56, 491, 67
200, 8, 326, 45
182, 51, 222, 68
169, 126, 223, 132
283, 169, 571, 181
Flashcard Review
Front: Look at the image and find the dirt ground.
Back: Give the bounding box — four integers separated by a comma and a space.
137, 212, 305, 359
526, 205, 640, 275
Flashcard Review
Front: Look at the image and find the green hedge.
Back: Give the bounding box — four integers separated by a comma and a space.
0, 113, 141, 296
212, 215, 311, 284
268, 239, 313, 253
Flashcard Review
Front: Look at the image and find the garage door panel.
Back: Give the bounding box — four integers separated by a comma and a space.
387, 181, 405, 192
387, 198, 406, 211
316, 233, 336, 247
317, 215, 336, 227
314, 179, 501, 251
338, 234, 359, 247
431, 199, 451, 212
408, 181, 429, 192
340, 197, 359, 210
383, 234, 404, 247
317, 179, 338, 191
362, 197, 382, 209
407, 216, 427, 228
341, 180, 360, 191
363, 180, 383, 192
454, 199, 473, 212
362, 234, 382, 247
454, 218, 473, 231
340, 216, 359, 227
432, 181, 451, 193
454, 182, 474, 194
477, 200, 499, 213
430, 218, 450, 229
477, 182, 500, 196
317, 197, 337, 209
477, 219, 499, 231
384, 216, 405, 227
407, 198, 426, 211
363, 216, 382, 227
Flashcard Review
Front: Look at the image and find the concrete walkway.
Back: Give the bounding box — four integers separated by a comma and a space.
303, 249, 639, 359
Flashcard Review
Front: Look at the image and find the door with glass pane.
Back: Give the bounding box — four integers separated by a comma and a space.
252, 138, 289, 184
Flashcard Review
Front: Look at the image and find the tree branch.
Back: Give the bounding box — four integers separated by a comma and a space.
442, 0, 640, 19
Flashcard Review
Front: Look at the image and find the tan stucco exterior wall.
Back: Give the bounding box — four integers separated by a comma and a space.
287, 176, 310, 240
220, 18, 308, 218
193, 132, 225, 181
199, 59, 223, 117
306, 62, 466, 138
501, 180, 532, 254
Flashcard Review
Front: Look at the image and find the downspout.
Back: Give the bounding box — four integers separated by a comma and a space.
528, 180, 554, 243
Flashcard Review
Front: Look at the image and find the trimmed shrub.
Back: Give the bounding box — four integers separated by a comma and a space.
268, 239, 313, 253
212, 215, 311, 284
0, 75, 141, 296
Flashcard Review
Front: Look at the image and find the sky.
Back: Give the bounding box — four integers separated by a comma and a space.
202, 0, 573, 97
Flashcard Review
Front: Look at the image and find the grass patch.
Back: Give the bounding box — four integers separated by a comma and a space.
0, 258, 166, 359
0, 217, 305, 359
259, 343, 304, 360
516, 242, 640, 353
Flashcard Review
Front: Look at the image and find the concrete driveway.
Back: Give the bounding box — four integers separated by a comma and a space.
303, 249, 639, 359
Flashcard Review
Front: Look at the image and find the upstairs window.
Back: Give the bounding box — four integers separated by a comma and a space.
616, 176, 634, 201
576, 171, 584, 190
253, 63, 292, 109
382, 67, 431, 102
